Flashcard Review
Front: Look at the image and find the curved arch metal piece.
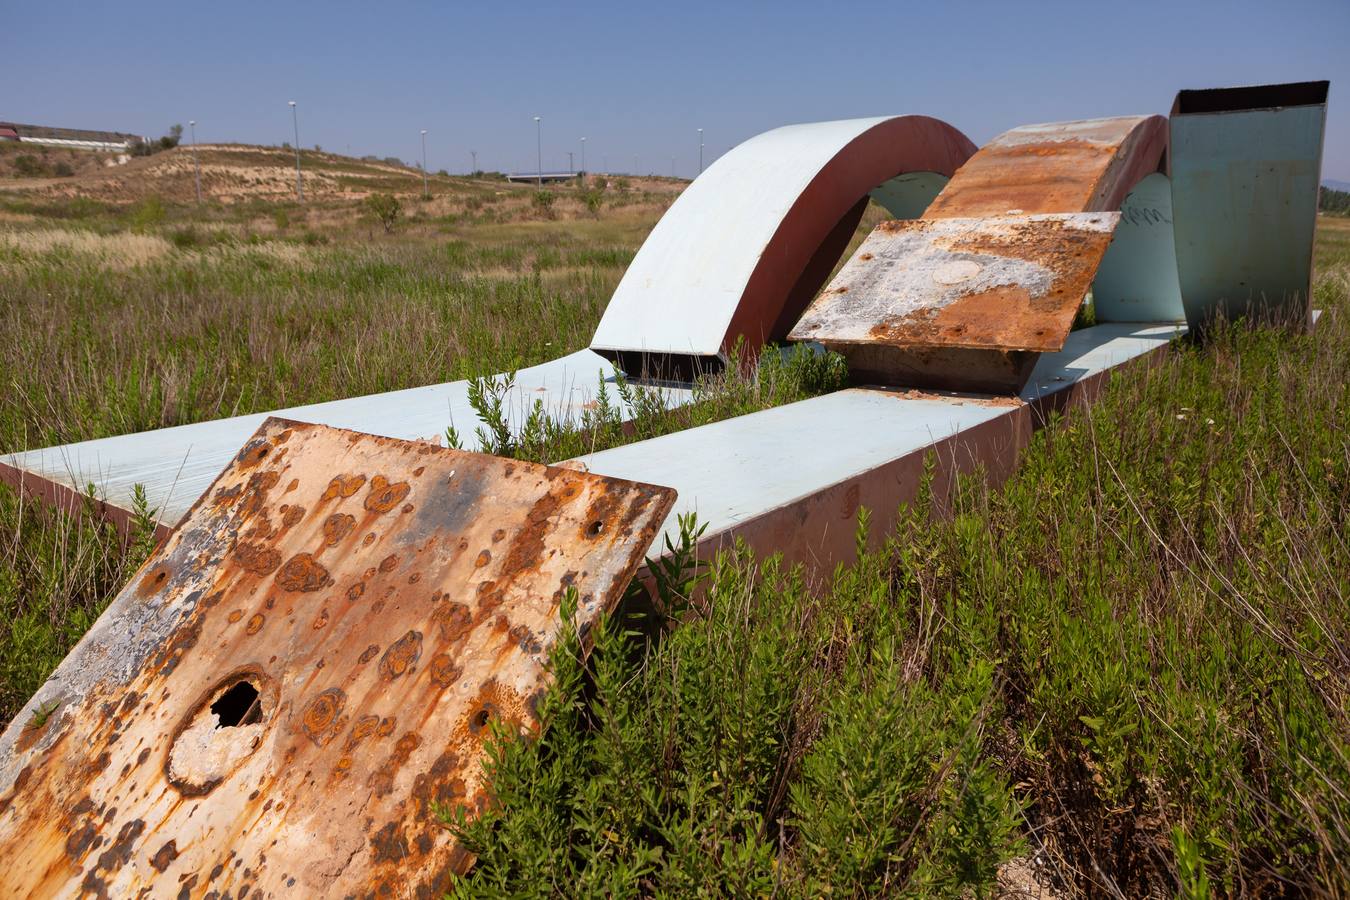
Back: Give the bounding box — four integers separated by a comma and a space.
588, 115, 976, 376
790, 115, 1172, 393
926, 115, 1168, 217
1169, 81, 1329, 331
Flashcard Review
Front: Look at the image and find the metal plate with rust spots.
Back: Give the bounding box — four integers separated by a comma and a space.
790, 213, 1120, 358
0, 417, 675, 898
924, 116, 1167, 218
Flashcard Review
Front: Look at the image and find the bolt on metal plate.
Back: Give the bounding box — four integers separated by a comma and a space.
0, 417, 675, 898
789, 212, 1120, 393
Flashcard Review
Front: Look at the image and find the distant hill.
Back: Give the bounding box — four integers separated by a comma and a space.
1325, 179, 1350, 193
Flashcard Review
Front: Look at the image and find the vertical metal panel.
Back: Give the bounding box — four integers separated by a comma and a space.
1170, 81, 1328, 329
1092, 172, 1184, 322
589, 116, 976, 367
0, 419, 675, 898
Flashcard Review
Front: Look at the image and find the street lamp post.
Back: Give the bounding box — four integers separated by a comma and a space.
579, 137, 586, 175
533, 116, 542, 186
288, 101, 303, 201
189, 120, 201, 203
698, 128, 704, 175
567, 151, 574, 173
470, 150, 477, 174
420, 129, 428, 198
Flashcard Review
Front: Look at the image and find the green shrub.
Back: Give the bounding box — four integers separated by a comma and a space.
273, 209, 290, 231
531, 190, 557, 218
128, 196, 166, 229
12, 155, 45, 177
363, 192, 401, 233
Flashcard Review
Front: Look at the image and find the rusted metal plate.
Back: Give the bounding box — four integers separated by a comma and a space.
0, 418, 675, 898
792, 213, 1120, 352
925, 116, 1167, 217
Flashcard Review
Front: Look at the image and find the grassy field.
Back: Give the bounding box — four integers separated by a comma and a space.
452, 218, 1350, 897
1, 150, 1347, 896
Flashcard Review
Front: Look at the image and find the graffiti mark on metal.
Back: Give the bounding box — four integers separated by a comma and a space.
791, 213, 1119, 354
0, 417, 675, 898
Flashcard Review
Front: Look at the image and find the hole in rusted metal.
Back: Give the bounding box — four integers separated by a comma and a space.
587, 520, 604, 537
167, 669, 275, 796
470, 709, 490, 731
210, 680, 262, 728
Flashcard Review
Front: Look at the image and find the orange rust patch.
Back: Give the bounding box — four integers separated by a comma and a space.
276, 553, 332, 593
233, 542, 281, 576
320, 474, 366, 502
364, 476, 411, 514
300, 688, 346, 747
245, 614, 265, 635
377, 632, 423, 681
321, 513, 356, 547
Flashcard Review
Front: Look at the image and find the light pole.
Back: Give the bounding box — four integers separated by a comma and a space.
567, 151, 574, 173
579, 137, 586, 174
189, 119, 201, 204
698, 128, 704, 175
533, 116, 542, 186
420, 129, 428, 198
470, 150, 477, 174
288, 101, 303, 200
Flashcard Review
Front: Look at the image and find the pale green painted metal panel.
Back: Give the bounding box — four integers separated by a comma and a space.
1170, 83, 1328, 329
1093, 173, 1184, 322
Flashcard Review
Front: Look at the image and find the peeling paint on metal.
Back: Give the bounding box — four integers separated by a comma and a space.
790, 213, 1119, 355
0, 417, 675, 898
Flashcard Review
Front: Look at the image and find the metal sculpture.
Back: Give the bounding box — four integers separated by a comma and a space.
589, 115, 977, 377
0, 419, 674, 897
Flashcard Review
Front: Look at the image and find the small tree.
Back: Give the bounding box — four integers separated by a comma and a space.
532, 190, 557, 219
364, 193, 401, 233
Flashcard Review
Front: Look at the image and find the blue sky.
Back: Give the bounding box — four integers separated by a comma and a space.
4, 0, 1348, 180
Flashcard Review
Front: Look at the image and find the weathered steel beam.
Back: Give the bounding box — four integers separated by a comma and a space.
0, 420, 675, 897
787, 116, 1170, 392
578, 321, 1183, 587
1169, 80, 1329, 331
0, 350, 686, 539
588, 116, 977, 377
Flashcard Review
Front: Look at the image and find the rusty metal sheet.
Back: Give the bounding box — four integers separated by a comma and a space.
788, 213, 1119, 392
925, 116, 1167, 218
0, 417, 675, 898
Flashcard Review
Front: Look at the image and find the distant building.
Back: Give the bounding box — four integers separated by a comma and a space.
0, 122, 144, 152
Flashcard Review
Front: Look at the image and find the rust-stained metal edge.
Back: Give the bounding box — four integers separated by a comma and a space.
0, 417, 675, 899
789, 213, 1121, 357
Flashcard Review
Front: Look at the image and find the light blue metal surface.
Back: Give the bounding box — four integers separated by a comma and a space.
2, 350, 691, 530
576, 321, 1181, 553
1091, 173, 1184, 322
1170, 81, 1328, 329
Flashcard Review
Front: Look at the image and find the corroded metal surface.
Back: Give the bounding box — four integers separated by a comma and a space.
790, 213, 1119, 389
0, 418, 675, 898
925, 115, 1167, 217
590, 115, 976, 373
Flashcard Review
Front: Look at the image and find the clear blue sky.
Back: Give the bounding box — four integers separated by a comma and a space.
4, 0, 1348, 180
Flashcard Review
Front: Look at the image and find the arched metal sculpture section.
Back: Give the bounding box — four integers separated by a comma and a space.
588, 115, 976, 377
789, 115, 1174, 393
